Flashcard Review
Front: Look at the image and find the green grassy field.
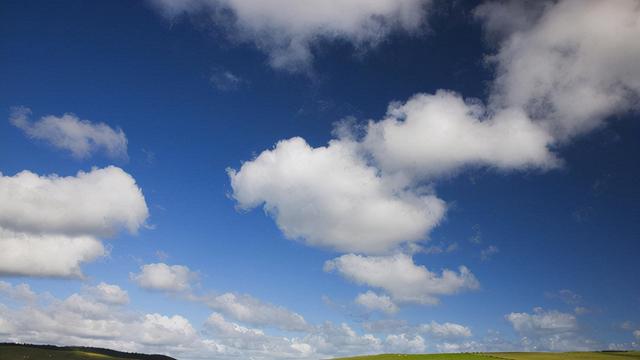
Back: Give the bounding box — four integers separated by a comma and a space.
335, 352, 640, 360
0, 344, 176, 360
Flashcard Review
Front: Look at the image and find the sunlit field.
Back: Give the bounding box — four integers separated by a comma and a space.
335, 352, 640, 360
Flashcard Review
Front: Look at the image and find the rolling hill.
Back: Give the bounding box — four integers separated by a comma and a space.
0, 343, 176, 360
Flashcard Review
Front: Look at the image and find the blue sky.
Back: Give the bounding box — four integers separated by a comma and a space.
1, 0, 639, 358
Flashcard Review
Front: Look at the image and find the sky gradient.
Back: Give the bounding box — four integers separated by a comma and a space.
1, 1, 639, 359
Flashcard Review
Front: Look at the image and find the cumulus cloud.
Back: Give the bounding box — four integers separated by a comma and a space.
150, 0, 431, 72
384, 333, 426, 353
355, 291, 398, 315
302, 322, 382, 358
225, 0, 640, 316
10, 107, 127, 159
0, 281, 37, 302
362, 91, 558, 179
0, 229, 106, 278
0, 290, 201, 357
506, 307, 577, 336
198, 292, 309, 331
0, 166, 148, 278
325, 253, 479, 305
88, 282, 130, 305
204, 314, 387, 359
0, 280, 506, 359
634, 330, 640, 340
131, 263, 197, 292
0, 166, 148, 237
477, 0, 640, 140
140, 313, 198, 346
419, 321, 472, 338
228, 137, 446, 254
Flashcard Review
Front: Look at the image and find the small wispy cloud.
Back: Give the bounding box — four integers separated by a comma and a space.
210, 68, 246, 92
9, 106, 128, 160
480, 245, 499, 262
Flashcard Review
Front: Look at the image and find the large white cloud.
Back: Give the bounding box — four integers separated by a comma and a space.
0, 166, 148, 236
0, 229, 105, 278
362, 91, 558, 178
150, 0, 431, 72
10, 107, 128, 159
198, 292, 309, 332
325, 253, 479, 305
0, 166, 148, 278
131, 263, 197, 292
228, 137, 446, 254
476, 0, 640, 140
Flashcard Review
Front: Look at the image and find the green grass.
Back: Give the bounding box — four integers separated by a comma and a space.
335, 352, 640, 360
487, 352, 640, 360
0, 344, 176, 360
335, 354, 491, 360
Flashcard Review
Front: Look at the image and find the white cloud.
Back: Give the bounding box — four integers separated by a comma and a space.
0, 166, 148, 237
325, 253, 479, 305
0, 310, 13, 335
141, 313, 198, 346
432, 314, 595, 353
0, 166, 148, 278
477, 0, 640, 140
206, 312, 265, 339
634, 330, 640, 340
0, 229, 106, 278
0, 284, 201, 355
10, 107, 127, 159
131, 263, 197, 292
228, 137, 446, 254
384, 333, 426, 353
88, 282, 130, 305
362, 91, 558, 179
355, 291, 398, 314
422, 242, 459, 255
361, 319, 410, 334
302, 322, 382, 358
2, 281, 455, 359
198, 292, 309, 331
0, 281, 37, 302
435, 341, 482, 353
506, 307, 577, 336
150, 0, 431, 72
224, 1, 640, 317
419, 321, 472, 338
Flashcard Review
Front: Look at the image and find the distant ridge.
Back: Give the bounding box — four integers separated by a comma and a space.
0, 342, 177, 360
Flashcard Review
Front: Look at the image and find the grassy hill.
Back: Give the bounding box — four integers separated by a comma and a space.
0, 343, 176, 360
335, 352, 640, 360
